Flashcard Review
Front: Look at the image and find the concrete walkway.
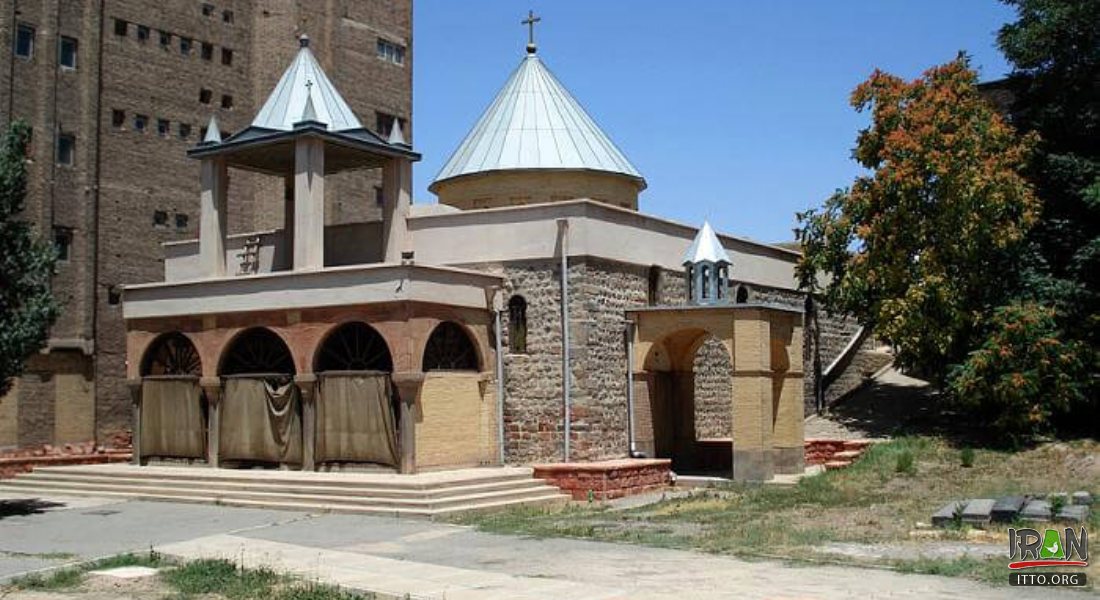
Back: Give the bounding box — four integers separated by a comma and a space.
1, 494, 1092, 599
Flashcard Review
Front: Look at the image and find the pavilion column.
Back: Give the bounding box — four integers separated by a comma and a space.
731, 311, 774, 482
391, 372, 424, 474
293, 137, 325, 270
199, 157, 228, 277
295, 374, 317, 471
200, 377, 222, 468
382, 157, 412, 262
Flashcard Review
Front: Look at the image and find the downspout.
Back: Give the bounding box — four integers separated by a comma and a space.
557, 218, 570, 462
494, 298, 505, 465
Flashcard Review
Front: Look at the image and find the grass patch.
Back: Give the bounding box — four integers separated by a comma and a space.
160, 558, 371, 600
9, 566, 85, 590
452, 436, 1100, 587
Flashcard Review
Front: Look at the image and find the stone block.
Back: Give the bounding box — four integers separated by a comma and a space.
991, 496, 1027, 522
961, 498, 995, 526
1072, 491, 1092, 506
1020, 499, 1052, 522
932, 501, 965, 528
1056, 504, 1089, 524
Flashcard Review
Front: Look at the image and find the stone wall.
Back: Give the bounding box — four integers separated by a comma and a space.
692, 336, 731, 439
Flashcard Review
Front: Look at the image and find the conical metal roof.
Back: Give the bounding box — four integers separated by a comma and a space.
432, 52, 644, 188
683, 221, 732, 266
251, 35, 362, 132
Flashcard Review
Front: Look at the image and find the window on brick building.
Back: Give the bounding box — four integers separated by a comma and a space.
152, 210, 168, 228
374, 186, 384, 206
111, 109, 125, 128
107, 285, 121, 305
157, 118, 170, 137
201, 42, 213, 61
221, 48, 233, 65
223, 9, 234, 23
735, 285, 750, 304
178, 123, 191, 139
199, 88, 212, 104
175, 213, 189, 230
133, 114, 148, 132
201, 3, 214, 17
180, 37, 192, 55
159, 30, 171, 48
647, 265, 661, 305
508, 295, 528, 354
376, 38, 405, 65
58, 36, 78, 68
53, 227, 72, 261
15, 24, 34, 58
199, 126, 207, 139
137, 25, 149, 42
375, 112, 405, 138
113, 19, 127, 37
56, 133, 75, 166
221, 94, 233, 109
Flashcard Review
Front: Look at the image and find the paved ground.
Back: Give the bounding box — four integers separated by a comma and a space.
0, 493, 1093, 599
804, 368, 934, 440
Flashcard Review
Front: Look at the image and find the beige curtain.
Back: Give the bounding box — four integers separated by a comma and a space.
141, 377, 205, 459
317, 373, 398, 466
220, 377, 302, 464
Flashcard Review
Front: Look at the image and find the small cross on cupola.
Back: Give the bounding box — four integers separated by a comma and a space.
683, 221, 733, 305
522, 10, 541, 54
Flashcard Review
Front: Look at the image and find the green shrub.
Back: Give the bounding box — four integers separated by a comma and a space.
895, 450, 915, 475
947, 302, 1093, 440
960, 447, 975, 468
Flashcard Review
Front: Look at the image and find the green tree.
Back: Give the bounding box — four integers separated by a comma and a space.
795, 56, 1039, 379
0, 121, 59, 396
993, 0, 1100, 413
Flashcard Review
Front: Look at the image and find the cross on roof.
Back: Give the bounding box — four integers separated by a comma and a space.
522, 10, 541, 53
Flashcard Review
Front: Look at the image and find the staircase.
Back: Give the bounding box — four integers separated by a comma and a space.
0, 464, 569, 518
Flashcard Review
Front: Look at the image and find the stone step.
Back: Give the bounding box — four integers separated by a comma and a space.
832, 450, 862, 459
0, 484, 567, 517
0, 478, 562, 511
823, 460, 851, 470
30, 464, 534, 490
20, 471, 548, 500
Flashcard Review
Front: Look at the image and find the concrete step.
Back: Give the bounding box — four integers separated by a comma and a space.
19, 471, 549, 500
832, 450, 862, 459
29, 465, 535, 491
823, 460, 852, 470
0, 482, 569, 518
0, 478, 562, 510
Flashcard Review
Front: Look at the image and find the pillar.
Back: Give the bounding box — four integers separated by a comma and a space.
295, 374, 317, 471
200, 377, 222, 468
382, 157, 412, 262
391, 372, 424, 474
731, 311, 774, 482
127, 379, 142, 465
282, 176, 295, 270
294, 137, 325, 270
770, 315, 806, 474
199, 157, 228, 277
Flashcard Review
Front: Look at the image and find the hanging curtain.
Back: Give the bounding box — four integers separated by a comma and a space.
141, 376, 205, 459
220, 376, 302, 464
317, 372, 398, 466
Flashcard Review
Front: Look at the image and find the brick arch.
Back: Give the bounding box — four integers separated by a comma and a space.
312, 321, 394, 372
217, 326, 297, 376
421, 320, 482, 371
139, 331, 203, 377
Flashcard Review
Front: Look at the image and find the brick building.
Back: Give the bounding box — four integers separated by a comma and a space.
0, 0, 412, 450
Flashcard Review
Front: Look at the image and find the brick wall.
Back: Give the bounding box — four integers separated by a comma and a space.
416, 372, 497, 470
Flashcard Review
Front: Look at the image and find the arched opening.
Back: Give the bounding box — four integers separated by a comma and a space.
641, 328, 733, 473
736, 285, 750, 304
141, 332, 201, 376
220, 328, 296, 376
218, 328, 301, 466
138, 333, 205, 462
422, 322, 480, 371
507, 296, 527, 354
314, 322, 393, 372
313, 322, 398, 468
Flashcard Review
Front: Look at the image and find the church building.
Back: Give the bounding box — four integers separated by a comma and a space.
121, 24, 871, 482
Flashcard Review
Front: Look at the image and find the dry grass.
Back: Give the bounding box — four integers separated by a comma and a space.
457, 436, 1100, 586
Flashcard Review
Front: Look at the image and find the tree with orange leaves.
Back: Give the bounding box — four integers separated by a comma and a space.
796, 55, 1038, 381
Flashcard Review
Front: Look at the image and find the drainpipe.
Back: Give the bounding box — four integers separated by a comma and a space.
557, 218, 571, 462
625, 318, 638, 456
494, 299, 506, 465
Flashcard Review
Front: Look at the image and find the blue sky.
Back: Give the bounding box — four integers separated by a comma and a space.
411, 1, 1017, 243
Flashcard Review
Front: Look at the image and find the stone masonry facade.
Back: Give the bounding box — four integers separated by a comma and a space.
0, 0, 411, 450
489, 256, 861, 464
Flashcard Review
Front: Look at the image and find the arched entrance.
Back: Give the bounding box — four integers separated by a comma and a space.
313, 322, 398, 468
138, 333, 205, 462
218, 328, 301, 467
